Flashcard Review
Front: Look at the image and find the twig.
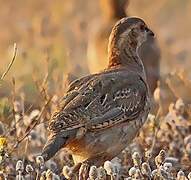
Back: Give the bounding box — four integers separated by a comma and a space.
8, 97, 52, 156
1, 43, 17, 80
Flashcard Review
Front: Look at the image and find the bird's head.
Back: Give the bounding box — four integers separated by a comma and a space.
108, 17, 154, 55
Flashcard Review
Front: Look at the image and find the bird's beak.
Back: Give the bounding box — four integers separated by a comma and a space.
146, 28, 154, 37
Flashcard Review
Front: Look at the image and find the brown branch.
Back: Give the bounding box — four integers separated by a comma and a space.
1, 43, 17, 80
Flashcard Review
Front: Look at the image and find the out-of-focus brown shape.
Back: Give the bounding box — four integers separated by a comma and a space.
166, 71, 191, 104
87, 0, 160, 94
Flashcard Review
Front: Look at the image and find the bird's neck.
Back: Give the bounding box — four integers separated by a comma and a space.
107, 44, 146, 78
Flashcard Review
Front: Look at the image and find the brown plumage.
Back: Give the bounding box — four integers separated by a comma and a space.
42, 17, 152, 168
87, 0, 160, 93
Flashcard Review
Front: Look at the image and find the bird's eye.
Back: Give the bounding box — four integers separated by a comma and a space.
140, 24, 145, 31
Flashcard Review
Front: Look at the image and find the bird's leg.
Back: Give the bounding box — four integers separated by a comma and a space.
67, 163, 82, 179
79, 163, 90, 180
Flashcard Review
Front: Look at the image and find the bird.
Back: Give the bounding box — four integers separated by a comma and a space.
42, 17, 152, 169
87, 0, 160, 93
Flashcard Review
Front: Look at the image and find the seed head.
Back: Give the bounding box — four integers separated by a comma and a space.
132, 152, 142, 167
89, 166, 98, 180
97, 167, 106, 180
188, 172, 191, 180
36, 155, 44, 167
129, 167, 136, 177
62, 166, 70, 179
16, 160, 24, 172
141, 162, 151, 176
177, 170, 186, 180
163, 162, 172, 172
26, 164, 34, 173
104, 161, 115, 176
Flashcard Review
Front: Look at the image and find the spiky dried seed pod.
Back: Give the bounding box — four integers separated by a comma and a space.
129, 167, 137, 177
16, 160, 24, 172
26, 164, 34, 173
188, 172, 191, 180
145, 149, 152, 160
158, 150, 166, 163
104, 161, 115, 176
177, 170, 186, 180
89, 166, 98, 180
36, 155, 44, 167
134, 169, 142, 179
141, 162, 151, 177
151, 169, 158, 177
159, 167, 169, 179
46, 169, 53, 180
132, 152, 142, 167
79, 163, 88, 179
40, 171, 46, 180
155, 150, 166, 167
97, 167, 107, 180
163, 162, 172, 172
62, 166, 71, 179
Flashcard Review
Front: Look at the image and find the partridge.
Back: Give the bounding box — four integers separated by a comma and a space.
42, 17, 152, 167
87, 0, 160, 93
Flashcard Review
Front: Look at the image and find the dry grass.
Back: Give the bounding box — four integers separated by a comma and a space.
0, 1, 191, 179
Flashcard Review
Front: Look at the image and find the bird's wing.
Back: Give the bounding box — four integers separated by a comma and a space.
49, 71, 148, 133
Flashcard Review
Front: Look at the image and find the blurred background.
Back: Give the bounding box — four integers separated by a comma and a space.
0, 1, 191, 179
0, 0, 191, 101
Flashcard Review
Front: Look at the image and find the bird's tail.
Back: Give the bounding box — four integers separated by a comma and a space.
41, 134, 68, 161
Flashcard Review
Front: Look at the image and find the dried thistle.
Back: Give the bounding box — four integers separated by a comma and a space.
40, 171, 46, 180
97, 167, 106, 180
177, 170, 186, 180
46, 169, 53, 180
62, 166, 71, 179
188, 172, 191, 180
132, 152, 142, 167
141, 162, 151, 178
155, 149, 166, 167
163, 162, 172, 172
104, 161, 115, 176
36, 155, 44, 168
26, 164, 34, 180
88, 166, 98, 180
16, 160, 24, 172
16, 160, 24, 180
128, 167, 136, 178
134, 169, 142, 179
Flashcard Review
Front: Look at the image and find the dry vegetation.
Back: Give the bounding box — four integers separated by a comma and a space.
0, 0, 191, 179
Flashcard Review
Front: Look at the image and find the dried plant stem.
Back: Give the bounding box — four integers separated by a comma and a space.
1, 43, 17, 80
8, 97, 52, 155
22, 137, 29, 163
36, 168, 40, 180
150, 107, 161, 153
